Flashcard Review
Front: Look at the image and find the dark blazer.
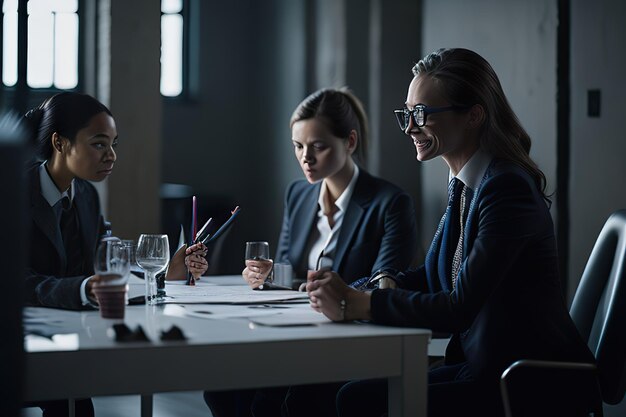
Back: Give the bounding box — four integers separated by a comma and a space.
371, 159, 594, 383
276, 169, 418, 282
25, 162, 104, 310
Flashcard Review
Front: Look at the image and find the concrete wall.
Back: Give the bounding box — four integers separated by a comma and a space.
569, 0, 626, 297
106, 0, 163, 239
161, 0, 307, 272
420, 0, 558, 251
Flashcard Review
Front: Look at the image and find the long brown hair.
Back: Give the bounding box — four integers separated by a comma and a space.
413, 48, 548, 197
290, 87, 369, 166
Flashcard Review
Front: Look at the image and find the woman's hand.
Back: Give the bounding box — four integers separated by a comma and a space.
185, 242, 208, 279
242, 259, 273, 289
306, 270, 372, 322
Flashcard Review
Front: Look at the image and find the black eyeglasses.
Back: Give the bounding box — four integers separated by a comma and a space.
393, 105, 469, 131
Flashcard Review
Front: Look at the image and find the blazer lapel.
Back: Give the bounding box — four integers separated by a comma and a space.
30, 177, 67, 272
425, 207, 450, 293
74, 183, 97, 272
333, 173, 370, 274
289, 182, 320, 270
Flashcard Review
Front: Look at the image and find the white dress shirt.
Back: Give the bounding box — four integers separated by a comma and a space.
308, 165, 360, 271
449, 147, 493, 192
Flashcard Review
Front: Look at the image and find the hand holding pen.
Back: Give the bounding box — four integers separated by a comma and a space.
185, 242, 208, 280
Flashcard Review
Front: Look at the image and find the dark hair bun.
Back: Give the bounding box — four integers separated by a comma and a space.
24, 107, 44, 130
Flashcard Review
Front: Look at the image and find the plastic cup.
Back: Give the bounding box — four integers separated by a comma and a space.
93, 284, 128, 319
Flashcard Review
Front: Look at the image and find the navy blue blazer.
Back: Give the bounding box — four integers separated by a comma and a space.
25, 162, 104, 310
276, 169, 418, 282
371, 159, 594, 383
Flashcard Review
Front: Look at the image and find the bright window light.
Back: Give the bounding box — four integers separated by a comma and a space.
2, 0, 79, 89
161, 0, 182, 14
160, 6, 183, 97
2, 0, 18, 87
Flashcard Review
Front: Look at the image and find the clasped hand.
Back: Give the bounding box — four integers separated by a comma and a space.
242, 259, 274, 289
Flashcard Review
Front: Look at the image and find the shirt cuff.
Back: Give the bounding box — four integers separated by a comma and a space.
80, 277, 99, 308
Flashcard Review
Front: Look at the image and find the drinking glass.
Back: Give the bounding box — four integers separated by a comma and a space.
136, 234, 170, 305
93, 240, 131, 318
245, 241, 272, 282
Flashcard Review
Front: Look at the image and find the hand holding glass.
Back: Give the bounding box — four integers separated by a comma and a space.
93, 240, 131, 319
136, 234, 170, 305
244, 241, 273, 287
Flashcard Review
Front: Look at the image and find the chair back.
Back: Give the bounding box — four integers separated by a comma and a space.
570, 210, 626, 405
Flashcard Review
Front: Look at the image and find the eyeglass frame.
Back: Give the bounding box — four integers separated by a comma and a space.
393, 104, 470, 131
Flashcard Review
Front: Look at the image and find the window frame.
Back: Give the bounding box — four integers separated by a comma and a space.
0, 0, 85, 112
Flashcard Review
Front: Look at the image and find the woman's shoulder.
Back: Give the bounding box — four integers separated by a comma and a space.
73, 177, 99, 198
356, 169, 408, 198
481, 159, 541, 197
486, 159, 535, 184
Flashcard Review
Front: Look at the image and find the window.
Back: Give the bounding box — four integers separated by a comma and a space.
2, 0, 79, 89
160, 0, 184, 97
2, 0, 18, 86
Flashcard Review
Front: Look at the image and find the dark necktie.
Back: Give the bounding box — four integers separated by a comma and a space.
60, 196, 83, 276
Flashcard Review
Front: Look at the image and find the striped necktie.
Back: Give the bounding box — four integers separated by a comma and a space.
451, 182, 468, 289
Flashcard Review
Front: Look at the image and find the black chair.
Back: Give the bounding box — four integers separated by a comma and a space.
501, 209, 626, 417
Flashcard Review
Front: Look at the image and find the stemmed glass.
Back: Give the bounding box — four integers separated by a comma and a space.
136, 234, 170, 305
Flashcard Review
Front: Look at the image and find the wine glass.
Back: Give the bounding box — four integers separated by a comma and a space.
136, 234, 170, 305
245, 241, 273, 283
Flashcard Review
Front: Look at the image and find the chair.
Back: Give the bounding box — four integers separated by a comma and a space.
501, 209, 626, 417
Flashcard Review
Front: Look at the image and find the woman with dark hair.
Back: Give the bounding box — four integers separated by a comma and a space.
24, 92, 207, 416
24, 92, 120, 312
307, 49, 594, 417
24, 92, 207, 312
206, 88, 418, 417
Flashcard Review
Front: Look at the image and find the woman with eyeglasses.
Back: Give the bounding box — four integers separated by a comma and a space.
305, 49, 594, 417
205, 88, 418, 417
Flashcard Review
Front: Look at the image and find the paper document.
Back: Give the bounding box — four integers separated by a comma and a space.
161, 280, 309, 304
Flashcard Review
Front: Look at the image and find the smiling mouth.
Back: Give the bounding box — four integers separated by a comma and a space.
413, 138, 432, 150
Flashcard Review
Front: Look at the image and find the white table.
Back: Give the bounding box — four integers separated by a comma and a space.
24, 276, 431, 417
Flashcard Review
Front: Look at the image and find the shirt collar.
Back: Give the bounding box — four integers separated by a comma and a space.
318, 164, 360, 214
39, 161, 75, 207
448, 147, 492, 191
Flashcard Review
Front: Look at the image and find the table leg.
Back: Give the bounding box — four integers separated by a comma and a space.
141, 394, 153, 417
388, 334, 429, 417
68, 398, 75, 417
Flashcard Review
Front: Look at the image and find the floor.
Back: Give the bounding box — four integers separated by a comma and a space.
22, 391, 212, 417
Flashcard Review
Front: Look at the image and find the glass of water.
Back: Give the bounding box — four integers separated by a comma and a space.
136, 234, 170, 305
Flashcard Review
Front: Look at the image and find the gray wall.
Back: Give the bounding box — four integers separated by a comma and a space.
569, 0, 626, 297
420, 0, 558, 252
106, 0, 163, 238
161, 0, 308, 272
